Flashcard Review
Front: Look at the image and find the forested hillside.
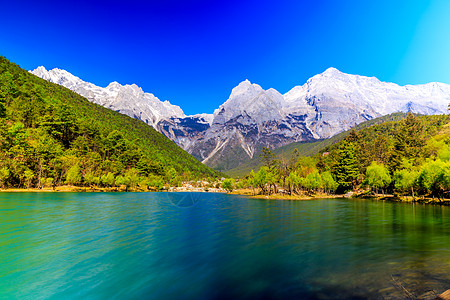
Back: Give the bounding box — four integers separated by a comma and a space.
238, 113, 450, 200
226, 113, 409, 177
0, 56, 219, 189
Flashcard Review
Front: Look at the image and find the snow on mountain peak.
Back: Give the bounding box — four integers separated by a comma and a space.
188, 113, 214, 125
312, 67, 352, 83
31, 67, 185, 127
322, 67, 342, 76
230, 79, 262, 97
33, 66, 48, 75
211, 79, 285, 125
107, 81, 121, 88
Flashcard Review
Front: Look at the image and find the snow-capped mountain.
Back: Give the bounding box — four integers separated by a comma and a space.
31, 66, 186, 127
282, 67, 449, 139
31, 66, 450, 171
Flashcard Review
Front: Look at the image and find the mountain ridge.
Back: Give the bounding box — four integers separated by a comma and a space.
31, 66, 187, 126
31, 66, 450, 171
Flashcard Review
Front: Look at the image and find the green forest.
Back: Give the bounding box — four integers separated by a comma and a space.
0, 56, 220, 190
1, 55, 449, 199
236, 113, 450, 201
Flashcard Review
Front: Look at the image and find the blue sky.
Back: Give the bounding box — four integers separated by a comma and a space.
1, 0, 449, 115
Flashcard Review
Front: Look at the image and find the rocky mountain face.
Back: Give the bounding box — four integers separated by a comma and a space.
31, 67, 450, 171
31, 66, 185, 126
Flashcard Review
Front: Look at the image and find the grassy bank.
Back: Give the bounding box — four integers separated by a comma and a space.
230, 188, 342, 200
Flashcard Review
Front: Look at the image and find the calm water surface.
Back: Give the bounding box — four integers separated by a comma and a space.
0, 192, 449, 299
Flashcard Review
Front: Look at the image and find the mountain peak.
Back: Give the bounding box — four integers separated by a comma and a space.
322, 67, 342, 76
237, 79, 252, 87
30, 66, 50, 79
107, 81, 121, 88
231, 79, 262, 97
33, 66, 47, 73
30, 66, 83, 87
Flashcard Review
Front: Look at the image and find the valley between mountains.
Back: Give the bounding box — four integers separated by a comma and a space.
31, 66, 450, 172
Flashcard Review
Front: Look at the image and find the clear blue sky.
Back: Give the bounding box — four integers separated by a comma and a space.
1, 0, 449, 115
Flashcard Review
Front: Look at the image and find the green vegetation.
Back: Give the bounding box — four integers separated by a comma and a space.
240, 153, 339, 197
226, 113, 409, 177
363, 162, 391, 194
0, 56, 220, 190
221, 178, 235, 193
235, 113, 450, 200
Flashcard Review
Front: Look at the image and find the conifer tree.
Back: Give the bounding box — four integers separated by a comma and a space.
334, 140, 359, 192
389, 112, 426, 172
259, 147, 277, 171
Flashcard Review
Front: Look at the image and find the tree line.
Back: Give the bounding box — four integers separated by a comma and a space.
232, 113, 450, 200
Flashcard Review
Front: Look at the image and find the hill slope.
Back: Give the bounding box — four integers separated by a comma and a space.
0, 56, 219, 189
226, 113, 412, 177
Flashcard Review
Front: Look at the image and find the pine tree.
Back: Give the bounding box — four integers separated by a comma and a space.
334, 140, 359, 192
389, 112, 426, 172
259, 147, 277, 171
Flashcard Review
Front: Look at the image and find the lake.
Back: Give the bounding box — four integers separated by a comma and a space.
0, 192, 449, 299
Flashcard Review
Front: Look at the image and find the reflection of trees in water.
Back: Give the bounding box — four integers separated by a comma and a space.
305, 201, 450, 299
164, 192, 201, 208
388, 203, 450, 298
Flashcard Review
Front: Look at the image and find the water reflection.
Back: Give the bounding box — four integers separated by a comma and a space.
0, 194, 448, 299
163, 192, 202, 208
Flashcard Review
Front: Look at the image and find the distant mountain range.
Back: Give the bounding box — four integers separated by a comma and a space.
31, 67, 450, 171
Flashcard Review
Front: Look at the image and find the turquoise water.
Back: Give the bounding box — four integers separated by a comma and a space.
0, 192, 449, 299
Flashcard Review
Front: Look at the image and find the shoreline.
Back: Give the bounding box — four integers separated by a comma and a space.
0, 185, 227, 193
229, 189, 343, 201
0, 186, 128, 193
230, 189, 450, 205
1, 187, 449, 205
